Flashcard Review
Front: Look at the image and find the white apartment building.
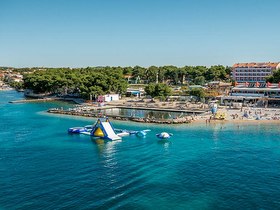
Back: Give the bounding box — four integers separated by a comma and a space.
232, 62, 280, 82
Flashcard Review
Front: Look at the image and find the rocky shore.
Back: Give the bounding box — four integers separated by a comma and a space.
47, 108, 194, 124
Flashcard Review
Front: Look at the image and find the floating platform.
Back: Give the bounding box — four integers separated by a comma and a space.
68, 118, 125, 141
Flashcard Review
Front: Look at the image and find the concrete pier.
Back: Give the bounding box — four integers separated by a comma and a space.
9, 98, 56, 103
47, 108, 195, 124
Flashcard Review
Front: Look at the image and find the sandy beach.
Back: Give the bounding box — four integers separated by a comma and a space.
104, 98, 280, 124
16, 95, 280, 125
194, 106, 280, 124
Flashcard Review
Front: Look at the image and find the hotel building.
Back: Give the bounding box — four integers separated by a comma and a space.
221, 82, 280, 107
232, 62, 280, 82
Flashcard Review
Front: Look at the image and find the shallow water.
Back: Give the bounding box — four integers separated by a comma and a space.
101, 107, 183, 119
1, 91, 280, 209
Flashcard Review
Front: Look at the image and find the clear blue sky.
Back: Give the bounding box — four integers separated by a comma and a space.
0, 0, 279, 67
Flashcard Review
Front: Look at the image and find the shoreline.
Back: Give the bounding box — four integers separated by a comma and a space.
47, 109, 193, 124
9, 97, 83, 104
45, 110, 280, 126
193, 119, 280, 125
8, 92, 280, 125
47, 108, 280, 125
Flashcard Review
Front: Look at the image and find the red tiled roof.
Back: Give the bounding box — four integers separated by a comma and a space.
233, 62, 280, 68
124, 75, 132, 78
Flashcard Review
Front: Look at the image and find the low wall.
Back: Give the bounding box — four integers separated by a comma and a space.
47, 109, 193, 124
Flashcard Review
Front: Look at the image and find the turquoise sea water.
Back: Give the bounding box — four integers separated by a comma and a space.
1, 91, 280, 209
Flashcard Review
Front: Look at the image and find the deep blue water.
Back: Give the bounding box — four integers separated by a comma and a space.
1, 91, 280, 209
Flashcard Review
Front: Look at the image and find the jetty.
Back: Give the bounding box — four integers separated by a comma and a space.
114, 105, 206, 114
10, 98, 57, 103
47, 107, 203, 124
9, 97, 84, 104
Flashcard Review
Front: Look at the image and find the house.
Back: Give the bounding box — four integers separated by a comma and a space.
206, 81, 232, 95
124, 75, 142, 84
126, 88, 145, 97
98, 94, 120, 102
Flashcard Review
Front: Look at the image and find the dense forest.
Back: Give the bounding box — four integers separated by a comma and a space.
128, 65, 231, 84
14, 65, 232, 99
23, 67, 128, 99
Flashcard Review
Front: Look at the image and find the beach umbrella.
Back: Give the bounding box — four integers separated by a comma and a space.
266, 82, 272, 87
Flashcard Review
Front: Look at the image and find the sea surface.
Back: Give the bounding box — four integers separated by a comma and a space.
1, 90, 280, 209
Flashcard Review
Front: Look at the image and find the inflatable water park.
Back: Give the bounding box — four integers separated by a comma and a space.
156, 132, 173, 139
68, 118, 153, 141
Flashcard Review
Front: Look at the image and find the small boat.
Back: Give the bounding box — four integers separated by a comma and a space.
156, 132, 173, 139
